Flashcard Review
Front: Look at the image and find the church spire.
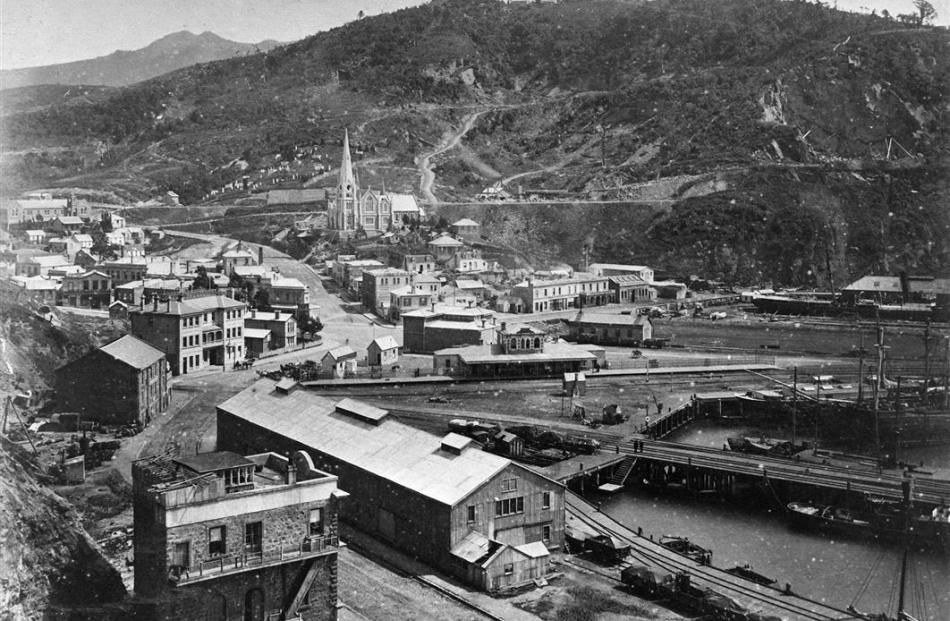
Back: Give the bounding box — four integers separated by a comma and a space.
339, 128, 356, 196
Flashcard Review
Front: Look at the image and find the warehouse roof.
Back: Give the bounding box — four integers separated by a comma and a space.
217, 379, 512, 506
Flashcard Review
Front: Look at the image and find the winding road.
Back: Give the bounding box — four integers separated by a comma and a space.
416, 110, 489, 205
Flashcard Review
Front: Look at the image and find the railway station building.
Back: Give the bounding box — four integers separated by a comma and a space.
216, 381, 565, 591
566, 312, 653, 346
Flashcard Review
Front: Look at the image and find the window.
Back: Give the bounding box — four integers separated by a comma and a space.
244, 521, 262, 554
309, 508, 324, 536
494, 497, 524, 517
182, 337, 188, 347
467, 505, 476, 523
208, 525, 226, 556
503, 563, 514, 576
501, 478, 518, 492
542, 492, 551, 509
542, 525, 551, 542
172, 541, 190, 568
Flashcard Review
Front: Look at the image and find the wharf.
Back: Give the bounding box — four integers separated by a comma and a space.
566, 492, 858, 621
538, 452, 628, 485
613, 439, 950, 507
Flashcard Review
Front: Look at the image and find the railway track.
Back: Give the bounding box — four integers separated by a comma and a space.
565, 493, 859, 621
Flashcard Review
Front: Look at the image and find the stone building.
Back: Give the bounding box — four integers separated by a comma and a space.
217, 382, 564, 592
131, 449, 344, 621
130, 294, 247, 375
55, 335, 170, 426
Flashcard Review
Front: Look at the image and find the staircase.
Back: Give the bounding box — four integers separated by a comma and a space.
609, 456, 637, 487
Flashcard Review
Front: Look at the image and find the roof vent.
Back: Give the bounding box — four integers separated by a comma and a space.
440, 432, 472, 455
335, 398, 388, 425
275, 378, 298, 394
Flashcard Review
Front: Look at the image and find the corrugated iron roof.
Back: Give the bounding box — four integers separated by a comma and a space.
99, 335, 165, 369
174, 451, 253, 473
217, 380, 511, 506
370, 336, 399, 351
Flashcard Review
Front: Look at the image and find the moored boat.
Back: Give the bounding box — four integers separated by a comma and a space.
725, 563, 777, 586
786, 501, 950, 551
659, 535, 713, 565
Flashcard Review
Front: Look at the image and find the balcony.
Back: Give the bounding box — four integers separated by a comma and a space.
169, 535, 339, 586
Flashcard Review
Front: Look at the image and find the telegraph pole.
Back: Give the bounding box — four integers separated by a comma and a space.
873, 326, 888, 457
856, 328, 865, 405
792, 367, 798, 446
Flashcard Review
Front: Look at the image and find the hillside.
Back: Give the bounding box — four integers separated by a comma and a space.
0, 438, 126, 619
2, 0, 948, 285
0, 30, 282, 90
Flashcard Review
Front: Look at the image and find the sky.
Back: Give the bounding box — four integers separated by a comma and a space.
1, 0, 947, 70
0, 0, 428, 70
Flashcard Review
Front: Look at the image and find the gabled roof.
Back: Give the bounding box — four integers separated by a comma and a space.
97, 334, 166, 369
453, 218, 479, 227
429, 234, 464, 247
607, 274, 649, 286
217, 380, 513, 506
54, 216, 84, 225
455, 280, 485, 290
413, 273, 441, 283
323, 345, 357, 361
70, 234, 93, 243
569, 312, 651, 326
389, 193, 420, 212
370, 335, 399, 351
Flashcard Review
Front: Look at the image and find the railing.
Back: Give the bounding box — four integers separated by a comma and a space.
170, 535, 339, 585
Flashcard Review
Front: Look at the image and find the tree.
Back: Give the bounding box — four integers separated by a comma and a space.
913, 0, 936, 25
192, 266, 216, 290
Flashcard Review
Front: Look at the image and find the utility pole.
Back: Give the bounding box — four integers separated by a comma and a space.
792, 367, 798, 446
856, 327, 865, 405
922, 322, 931, 397
895, 376, 903, 467
873, 326, 888, 458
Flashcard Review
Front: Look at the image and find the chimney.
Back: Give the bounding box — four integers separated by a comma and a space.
899, 271, 909, 303
501, 321, 507, 333
153, 298, 158, 312
287, 462, 297, 486
165, 299, 171, 312
258, 246, 264, 265
274, 310, 280, 319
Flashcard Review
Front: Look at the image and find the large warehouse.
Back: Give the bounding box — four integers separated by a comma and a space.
216, 379, 565, 591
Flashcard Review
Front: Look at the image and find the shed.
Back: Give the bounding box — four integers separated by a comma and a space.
321, 345, 357, 378
367, 335, 399, 367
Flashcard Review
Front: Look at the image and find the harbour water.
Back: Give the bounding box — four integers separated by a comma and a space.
601, 421, 950, 620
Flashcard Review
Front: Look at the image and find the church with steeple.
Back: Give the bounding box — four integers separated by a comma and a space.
328, 129, 425, 238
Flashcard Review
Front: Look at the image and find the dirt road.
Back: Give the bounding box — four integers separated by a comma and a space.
416, 110, 489, 205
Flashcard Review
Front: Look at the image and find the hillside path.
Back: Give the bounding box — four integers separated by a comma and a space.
416, 110, 488, 206
500, 134, 601, 188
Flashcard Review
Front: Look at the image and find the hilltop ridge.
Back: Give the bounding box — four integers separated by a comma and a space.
2, 0, 948, 285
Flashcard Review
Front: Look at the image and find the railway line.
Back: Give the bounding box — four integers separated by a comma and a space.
565, 493, 859, 621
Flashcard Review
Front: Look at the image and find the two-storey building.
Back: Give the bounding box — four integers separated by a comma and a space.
511, 273, 612, 313
130, 295, 247, 375
245, 309, 297, 350
132, 448, 345, 621
401, 305, 496, 354
59, 269, 112, 308
428, 235, 465, 263
401, 253, 437, 275
361, 267, 411, 316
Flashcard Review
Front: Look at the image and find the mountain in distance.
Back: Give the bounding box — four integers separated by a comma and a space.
0, 30, 283, 90
3, 0, 948, 285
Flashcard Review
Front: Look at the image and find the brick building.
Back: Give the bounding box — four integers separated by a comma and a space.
131, 448, 344, 621
130, 294, 247, 375
217, 383, 564, 592
55, 335, 170, 426
401, 305, 497, 354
